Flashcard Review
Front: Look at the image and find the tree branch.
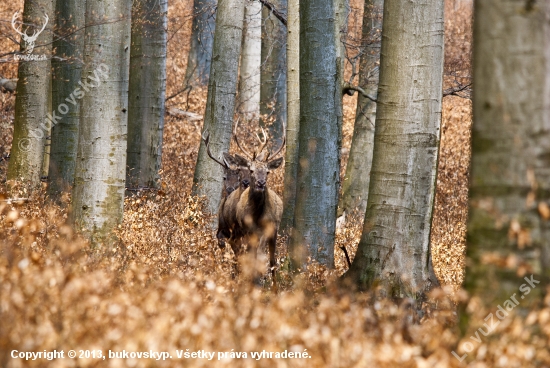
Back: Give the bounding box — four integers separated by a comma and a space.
443, 83, 472, 99
342, 83, 377, 102
257, 0, 287, 26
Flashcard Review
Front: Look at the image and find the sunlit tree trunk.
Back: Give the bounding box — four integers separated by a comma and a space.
464, 0, 550, 310
192, 0, 245, 215
70, 0, 131, 244
338, 0, 383, 218
48, 0, 85, 197
238, 0, 262, 120
8, 0, 54, 187
289, 0, 341, 269
184, 0, 216, 86
280, 0, 299, 234
345, 0, 443, 297
259, 0, 286, 147
126, 0, 168, 189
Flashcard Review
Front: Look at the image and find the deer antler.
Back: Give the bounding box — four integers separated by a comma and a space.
265, 121, 286, 161
233, 117, 254, 160
202, 129, 228, 168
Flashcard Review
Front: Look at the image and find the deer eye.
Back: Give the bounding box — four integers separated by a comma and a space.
223, 177, 227, 180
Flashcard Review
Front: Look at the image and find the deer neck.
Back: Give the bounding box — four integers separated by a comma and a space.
248, 187, 268, 217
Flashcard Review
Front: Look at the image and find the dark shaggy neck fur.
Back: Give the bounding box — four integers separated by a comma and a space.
248, 187, 268, 221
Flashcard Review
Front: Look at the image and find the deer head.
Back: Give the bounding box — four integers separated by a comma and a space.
202, 129, 250, 195
233, 119, 285, 193
12, 11, 49, 55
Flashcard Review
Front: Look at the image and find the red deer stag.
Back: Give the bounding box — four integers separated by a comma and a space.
230, 120, 285, 287
201, 130, 250, 250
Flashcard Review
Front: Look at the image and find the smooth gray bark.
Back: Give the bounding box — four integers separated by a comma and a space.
48, 0, 85, 197
338, 0, 383, 218
345, 0, 443, 297
184, 0, 216, 86
280, 0, 299, 234
192, 0, 245, 215
289, 0, 341, 269
259, 0, 287, 147
238, 0, 262, 119
70, 0, 132, 244
464, 0, 550, 311
8, 0, 53, 187
126, 0, 168, 189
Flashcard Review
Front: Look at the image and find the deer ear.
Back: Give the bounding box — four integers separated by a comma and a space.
222, 152, 239, 168
267, 157, 284, 170
232, 153, 250, 167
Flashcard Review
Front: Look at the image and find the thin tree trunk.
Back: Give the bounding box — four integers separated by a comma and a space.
238, 0, 262, 120
338, 0, 383, 218
192, 0, 245, 216
280, 0, 299, 234
259, 0, 286, 148
70, 0, 132, 244
8, 0, 54, 187
289, 0, 341, 269
184, 0, 216, 86
48, 0, 85, 197
464, 0, 550, 312
126, 0, 168, 189
333, 0, 346, 164
344, 0, 443, 297
41, 79, 52, 179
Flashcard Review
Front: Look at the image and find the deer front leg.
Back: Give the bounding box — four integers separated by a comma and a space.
267, 233, 277, 292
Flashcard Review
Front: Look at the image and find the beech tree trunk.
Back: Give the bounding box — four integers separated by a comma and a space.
259, 0, 286, 147
48, 0, 85, 197
126, 0, 168, 189
192, 0, 245, 215
280, 0, 299, 234
289, 0, 341, 269
464, 0, 550, 309
70, 0, 132, 244
8, 0, 54, 187
345, 0, 443, 297
338, 0, 383, 218
184, 0, 216, 86
238, 0, 262, 119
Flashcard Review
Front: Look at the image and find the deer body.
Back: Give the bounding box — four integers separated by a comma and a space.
235, 186, 282, 265
232, 153, 284, 284
205, 119, 285, 288
201, 130, 250, 250
217, 160, 250, 254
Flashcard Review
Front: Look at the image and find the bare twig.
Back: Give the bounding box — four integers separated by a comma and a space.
0, 198, 29, 204
340, 246, 352, 268
125, 187, 159, 192
167, 107, 203, 121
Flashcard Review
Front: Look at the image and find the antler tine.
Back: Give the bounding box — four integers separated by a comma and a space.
28, 13, 48, 39
12, 12, 25, 37
202, 129, 227, 168
35, 13, 49, 37
255, 127, 269, 157
233, 117, 254, 160
269, 121, 286, 159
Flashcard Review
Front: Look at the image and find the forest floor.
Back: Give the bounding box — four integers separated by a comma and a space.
1, 0, 550, 367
